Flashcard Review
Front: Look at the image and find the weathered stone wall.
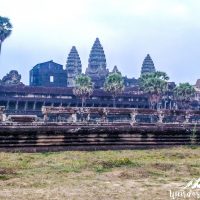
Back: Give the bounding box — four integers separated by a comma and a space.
0, 123, 199, 152
0, 107, 200, 152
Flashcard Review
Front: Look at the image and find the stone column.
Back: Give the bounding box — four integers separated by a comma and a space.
15, 101, 19, 111
101, 108, 108, 122
24, 101, 28, 111
88, 113, 91, 122
42, 107, 48, 122
72, 112, 77, 123
43, 113, 48, 122
2, 114, 6, 122
131, 111, 137, 124
6, 101, 9, 110
158, 110, 164, 123
33, 101, 36, 111
0, 106, 5, 121
185, 111, 191, 123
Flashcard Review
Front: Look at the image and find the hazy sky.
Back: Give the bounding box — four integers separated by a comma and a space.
0, 0, 200, 85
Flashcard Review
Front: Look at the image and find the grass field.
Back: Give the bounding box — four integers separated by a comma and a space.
0, 146, 200, 200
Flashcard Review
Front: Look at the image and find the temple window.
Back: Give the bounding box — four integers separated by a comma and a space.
50, 76, 54, 83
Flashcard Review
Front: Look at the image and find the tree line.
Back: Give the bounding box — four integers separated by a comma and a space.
73, 71, 195, 110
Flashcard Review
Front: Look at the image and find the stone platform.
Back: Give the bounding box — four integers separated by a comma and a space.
0, 122, 199, 152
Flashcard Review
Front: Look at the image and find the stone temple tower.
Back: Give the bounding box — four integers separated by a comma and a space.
85, 38, 109, 88
141, 54, 156, 75
66, 46, 82, 87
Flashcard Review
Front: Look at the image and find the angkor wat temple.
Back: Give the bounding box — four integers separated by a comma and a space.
30, 38, 141, 89
0, 38, 198, 117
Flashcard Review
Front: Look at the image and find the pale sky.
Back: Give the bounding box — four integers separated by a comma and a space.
0, 0, 200, 85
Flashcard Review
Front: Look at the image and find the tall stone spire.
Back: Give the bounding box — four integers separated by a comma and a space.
66, 46, 82, 87
112, 65, 121, 74
141, 54, 156, 75
85, 38, 109, 88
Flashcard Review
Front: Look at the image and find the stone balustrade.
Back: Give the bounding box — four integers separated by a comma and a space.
0, 106, 200, 152
42, 106, 200, 124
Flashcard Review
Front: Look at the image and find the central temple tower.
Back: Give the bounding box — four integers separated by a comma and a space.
85, 38, 109, 88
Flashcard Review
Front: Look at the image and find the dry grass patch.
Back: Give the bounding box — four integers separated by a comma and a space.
0, 146, 200, 199
0, 168, 17, 181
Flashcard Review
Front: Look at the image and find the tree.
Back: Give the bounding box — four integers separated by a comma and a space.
73, 74, 93, 107
0, 16, 12, 54
104, 71, 125, 107
173, 82, 195, 109
139, 71, 169, 109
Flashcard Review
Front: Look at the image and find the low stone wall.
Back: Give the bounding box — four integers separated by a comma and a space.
0, 122, 199, 152
42, 107, 200, 124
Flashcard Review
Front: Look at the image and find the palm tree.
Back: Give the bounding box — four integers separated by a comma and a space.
73, 74, 93, 107
104, 71, 124, 107
139, 71, 169, 109
0, 16, 12, 54
174, 82, 195, 109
